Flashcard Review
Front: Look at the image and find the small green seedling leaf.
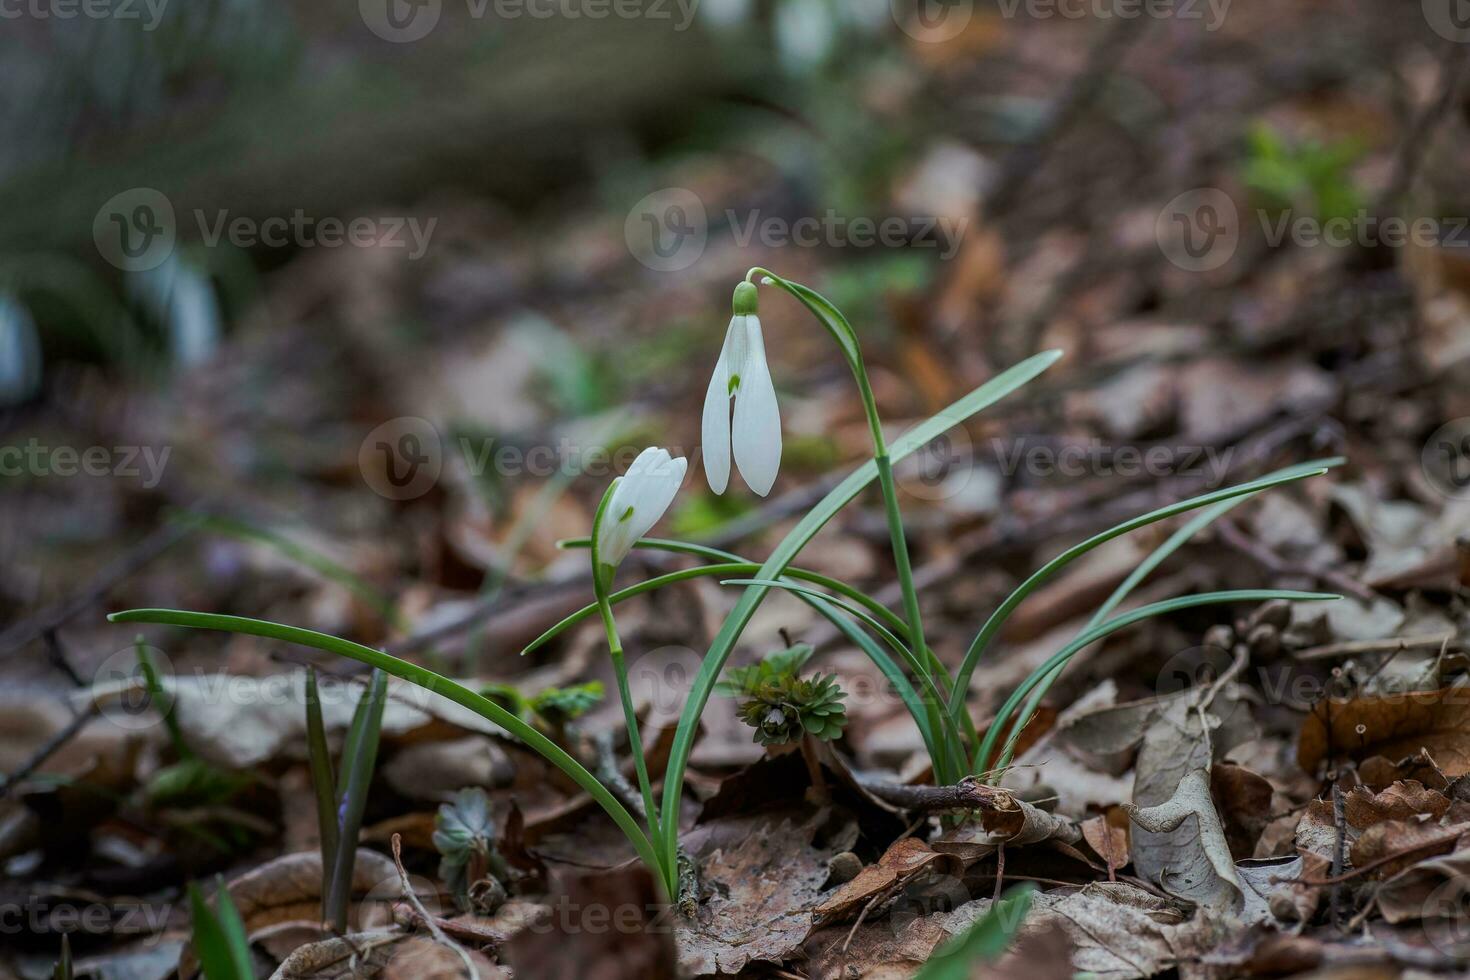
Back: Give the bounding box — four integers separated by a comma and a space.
304, 667, 338, 909
189, 879, 252, 980
324, 668, 387, 933
916, 884, 1036, 980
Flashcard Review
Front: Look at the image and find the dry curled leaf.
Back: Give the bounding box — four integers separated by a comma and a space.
1299, 688, 1470, 778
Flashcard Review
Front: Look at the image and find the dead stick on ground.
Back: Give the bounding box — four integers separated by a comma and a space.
0, 702, 98, 798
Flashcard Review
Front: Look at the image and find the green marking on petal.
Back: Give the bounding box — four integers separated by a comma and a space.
728, 374, 740, 395
618, 506, 635, 523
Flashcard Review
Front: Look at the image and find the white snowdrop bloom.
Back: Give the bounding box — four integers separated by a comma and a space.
702, 282, 781, 496
596, 447, 687, 569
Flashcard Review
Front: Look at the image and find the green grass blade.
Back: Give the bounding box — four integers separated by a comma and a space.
173, 512, 404, 631
658, 349, 1063, 873
801, 593, 940, 765
134, 634, 191, 760
948, 466, 1329, 725
559, 535, 744, 563
973, 590, 1337, 775
325, 668, 386, 933
723, 578, 966, 778
303, 668, 339, 903
51, 934, 71, 980
994, 458, 1348, 776
188, 881, 252, 980
523, 559, 911, 656
916, 884, 1036, 979
108, 609, 661, 879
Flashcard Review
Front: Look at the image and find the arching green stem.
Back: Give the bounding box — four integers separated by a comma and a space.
745, 267, 953, 777
590, 483, 663, 873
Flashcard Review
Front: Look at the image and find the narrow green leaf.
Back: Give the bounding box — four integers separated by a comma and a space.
523, 556, 911, 656
212, 878, 253, 978
303, 667, 339, 899
948, 466, 1330, 724
188, 881, 252, 980
722, 578, 966, 776
107, 609, 660, 879
916, 885, 1036, 980
51, 933, 71, 980
994, 458, 1347, 775
658, 349, 1063, 873
973, 590, 1337, 774
134, 634, 190, 760
325, 668, 386, 933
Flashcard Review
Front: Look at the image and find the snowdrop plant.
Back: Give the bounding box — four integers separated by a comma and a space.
589, 446, 688, 857
111, 266, 1343, 902
702, 283, 781, 496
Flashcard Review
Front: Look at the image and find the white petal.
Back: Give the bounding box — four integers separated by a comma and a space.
731, 316, 781, 496
596, 477, 634, 566
701, 320, 736, 494
601, 449, 686, 566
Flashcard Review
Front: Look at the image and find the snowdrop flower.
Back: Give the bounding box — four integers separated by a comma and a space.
595, 447, 688, 571
702, 282, 781, 496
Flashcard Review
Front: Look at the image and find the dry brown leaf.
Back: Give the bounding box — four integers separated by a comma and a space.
383, 938, 504, 980
501, 866, 675, 980
1081, 813, 1130, 876
678, 810, 858, 974
1210, 762, 1274, 860
1299, 688, 1470, 778
1348, 820, 1468, 879
812, 836, 959, 927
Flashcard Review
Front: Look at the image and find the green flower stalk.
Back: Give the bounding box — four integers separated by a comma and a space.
714, 268, 955, 778
590, 446, 687, 883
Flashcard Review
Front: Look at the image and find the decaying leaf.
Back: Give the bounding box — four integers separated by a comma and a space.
1126, 768, 1245, 916
678, 810, 858, 974
813, 836, 960, 927
1299, 688, 1470, 778
501, 866, 675, 980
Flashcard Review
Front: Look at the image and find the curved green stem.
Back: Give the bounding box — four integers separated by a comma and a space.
723, 578, 966, 767
745, 267, 951, 777
656, 350, 1062, 876
590, 486, 664, 884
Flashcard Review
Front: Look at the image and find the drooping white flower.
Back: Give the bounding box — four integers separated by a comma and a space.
702, 283, 781, 496
595, 447, 688, 569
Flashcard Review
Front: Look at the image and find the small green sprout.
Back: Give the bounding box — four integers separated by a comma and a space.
717, 642, 848, 746
529, 681, 605, 728
433, 787, 509, 910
